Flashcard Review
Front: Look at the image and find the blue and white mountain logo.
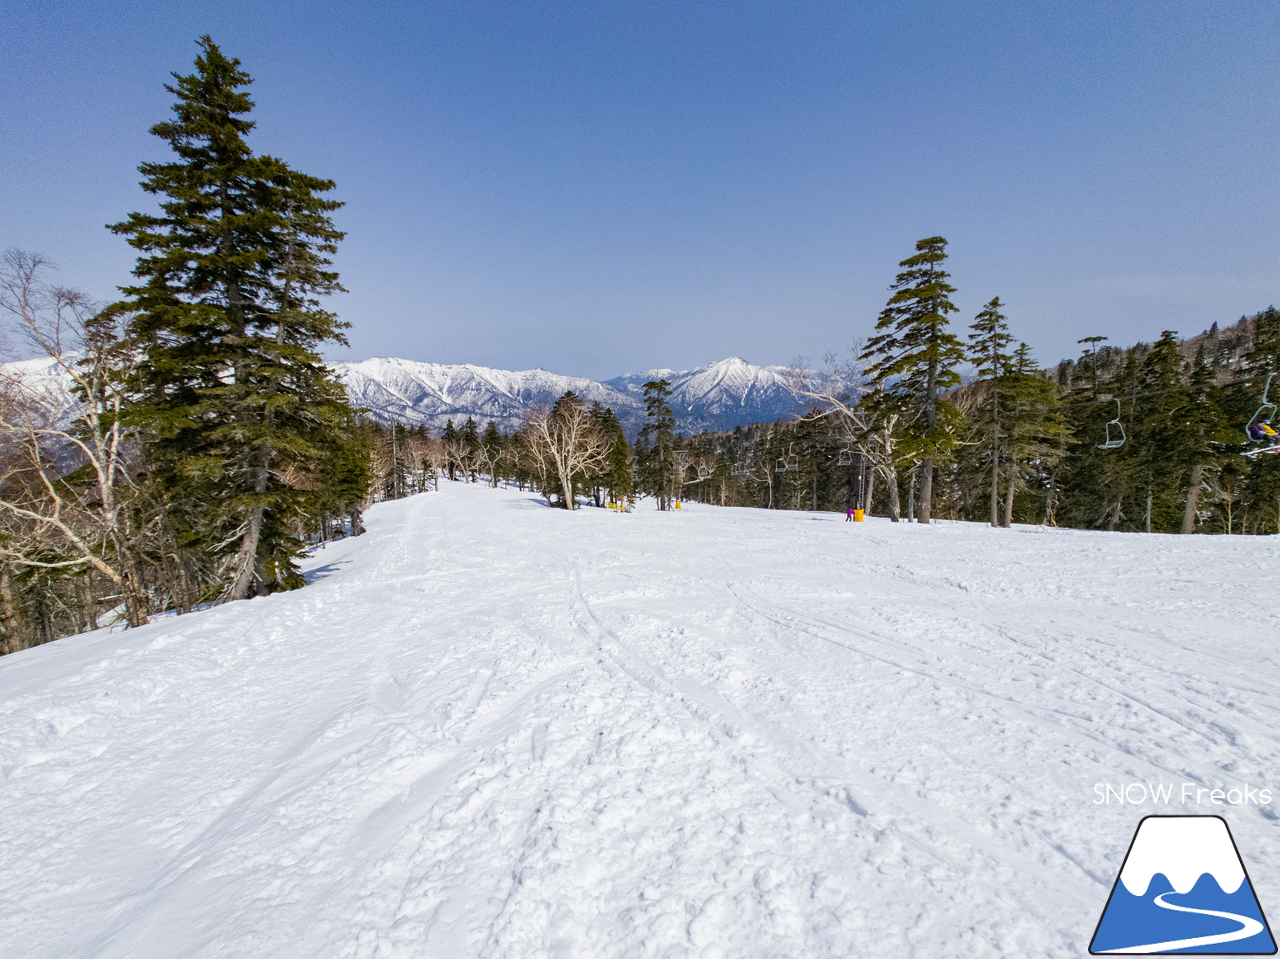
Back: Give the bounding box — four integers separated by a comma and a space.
1090, 815, 1276, 954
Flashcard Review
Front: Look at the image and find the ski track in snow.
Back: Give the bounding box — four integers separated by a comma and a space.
2, 484, 1279, 958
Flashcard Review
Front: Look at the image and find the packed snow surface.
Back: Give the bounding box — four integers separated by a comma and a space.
2, 484, 1279, 958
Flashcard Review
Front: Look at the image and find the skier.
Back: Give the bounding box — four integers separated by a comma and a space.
1248, 420, 1278, 442
845, 507, 855, 522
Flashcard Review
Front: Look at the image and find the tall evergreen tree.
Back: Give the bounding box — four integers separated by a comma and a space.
968, 296, 1014, 525
461, 416, 480, 482
387, 423, 410, 500
999, 344, 1067, 526
1180, 344, 1232, 532
586, 403, 633, 507
441, 419, 460, 481
480, 420, 504, 488
637, 379, 677, 510
1247, 306, 1280, 376
860, 236, 966, 523
310, 411, 373, 543
110, 36, 355, 599
1099, 347, 1146, 530
1239, 309, 1280, 532
1133, 332, 1194, 532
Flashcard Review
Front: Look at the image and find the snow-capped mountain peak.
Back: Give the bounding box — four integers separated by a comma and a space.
1118, 817, 1246, 896
336, 356, 812, 434
331, 357, 640, 433
1, 353, 818, 436
603, 357, 808, 426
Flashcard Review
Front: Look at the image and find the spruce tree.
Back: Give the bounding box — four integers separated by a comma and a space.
1247, 307, 1280, 375
461, 416, 480, 482
1238, 309, 1280, 532
441, 419, 460, 481
968, 296, 1014, 525
638, 379, 677, 510
1099, 347, 1145, 530
388, 423, 410, 499
111, 37, 355, 599
1180, 344, 1232, 532
480, 420, 503, 487
586, 403, 633, 507
999, 344, 1067, 526
860, 236, 966, 523
1133, 332, 1194, 532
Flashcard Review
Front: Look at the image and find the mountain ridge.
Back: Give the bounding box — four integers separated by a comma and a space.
0, 354, 819, 436
332, 355, 814, 434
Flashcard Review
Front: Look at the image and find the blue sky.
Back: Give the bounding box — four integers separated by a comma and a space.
2, 1, 1277, 378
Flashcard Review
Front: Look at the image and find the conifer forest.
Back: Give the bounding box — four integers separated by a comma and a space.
3, 40, 1279, 656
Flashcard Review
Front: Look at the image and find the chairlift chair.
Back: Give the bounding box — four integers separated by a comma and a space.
837, 448, 853, 467
1098, 399, 1126, 450
696, 464, 710, 480
1244, 373, 1277, 446
730, 460, 747, 476
776, 443, 799, 472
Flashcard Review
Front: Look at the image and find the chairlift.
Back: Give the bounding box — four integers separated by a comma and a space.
730, 460, 747, 476
775, 443, 799, 472
1098, 399, 1126, 450
837, 447, 853, 467
696, 464, 710, 480
1244, 373, 1277, 447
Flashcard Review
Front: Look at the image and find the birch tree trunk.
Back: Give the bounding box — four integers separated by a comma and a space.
227, 439, 271, 599
1002, 460, 1017, 527
990, 452, 1000, 526
918, 458, 932, 523
1181, 463, 1204, 534
884, 465, 900, 521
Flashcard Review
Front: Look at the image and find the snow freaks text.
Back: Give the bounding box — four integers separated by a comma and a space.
1093, 783, 1273, 805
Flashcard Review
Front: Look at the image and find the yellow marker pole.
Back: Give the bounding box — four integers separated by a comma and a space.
853, 509, 865, 522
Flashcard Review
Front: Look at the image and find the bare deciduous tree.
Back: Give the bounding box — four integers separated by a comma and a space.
521, 396, 611, 510
785, 348, 912, 521
0, 250, 149, 626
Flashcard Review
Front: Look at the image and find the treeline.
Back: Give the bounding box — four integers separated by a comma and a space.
676, 307, 1280, 536
363, 384, 666, 511
0, 39, 368, 653
370, 295, 1280, 541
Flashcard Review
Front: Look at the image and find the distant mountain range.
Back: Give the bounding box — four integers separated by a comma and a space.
332, 356, 814, 434
0, 355, 818, 437
0, 356, 79, 426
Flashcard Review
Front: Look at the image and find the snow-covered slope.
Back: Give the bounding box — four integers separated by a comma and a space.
3, 486, 1279, 958
0, 354, 79, 426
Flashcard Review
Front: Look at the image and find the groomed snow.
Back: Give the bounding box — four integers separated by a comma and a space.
2, 484, 1279, 957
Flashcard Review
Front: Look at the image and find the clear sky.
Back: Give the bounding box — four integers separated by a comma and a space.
3, 1, 1277, 379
